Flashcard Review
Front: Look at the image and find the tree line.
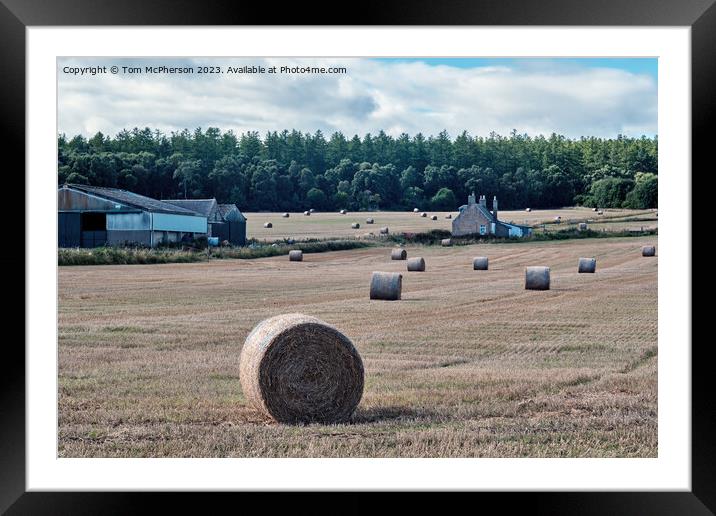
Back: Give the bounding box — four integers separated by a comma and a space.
58, 127, 658, 211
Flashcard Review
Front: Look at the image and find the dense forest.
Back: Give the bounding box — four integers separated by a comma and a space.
58, 128, 658, 211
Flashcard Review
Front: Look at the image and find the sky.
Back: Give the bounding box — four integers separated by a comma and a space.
57, 57, 657, 140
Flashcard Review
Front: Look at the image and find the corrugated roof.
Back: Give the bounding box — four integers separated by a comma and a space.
163, 199, 217, 218
63, 184, 199, 215
218, 203, 246, 221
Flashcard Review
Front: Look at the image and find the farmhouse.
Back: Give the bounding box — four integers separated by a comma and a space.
58, 184, 208, 248
452, 193, 531, 238
163, 198, 247, 246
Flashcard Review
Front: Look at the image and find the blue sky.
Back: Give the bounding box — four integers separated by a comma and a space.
58, 57, 657, 139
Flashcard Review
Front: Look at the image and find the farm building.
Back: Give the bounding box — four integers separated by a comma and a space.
58, 184, 208, 248
163, 198, 246, 246
452, 193, 532, 238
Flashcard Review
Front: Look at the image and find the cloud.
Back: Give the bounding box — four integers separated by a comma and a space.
58, 57, 657, 139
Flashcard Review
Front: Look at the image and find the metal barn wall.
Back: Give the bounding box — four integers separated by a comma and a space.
58, 212, 81, 247
151, 213, 207, 233
58, 188, 128, 211
107, 212, 151, 230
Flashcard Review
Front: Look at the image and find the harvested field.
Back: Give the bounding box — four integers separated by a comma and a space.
244, 208, 656, 241
58, 236, 657, 458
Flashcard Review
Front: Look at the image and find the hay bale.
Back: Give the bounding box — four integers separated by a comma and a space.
264, 222, 273, 228
598, 210, 603, 215
239, 313, 364, 424
407, 257, 425, 271
578, 257, 596, 273
421, 212, 427, 217
642, 245, 656, 257
578, 222, 587, 231
339, 209, 347, 214
445, 214, 452, 219
351, 223, 360, 229
304, 211, 310, 216
413, 208, 419, 213
554, 216, 561, 223
288, 250, 303, 261
365, 218, 374, 224
441, 238, 452, 246
369, 271, 402, 301
473, 256, 489, 270
282, 212, 290, 218
593, 207, 598, 212
391, 248, 407, 260
380, 227, 389, 235
309, 208, 315, 213
526, 207, 532, 212
525, 266, 550, 290
431, 215, 438, 220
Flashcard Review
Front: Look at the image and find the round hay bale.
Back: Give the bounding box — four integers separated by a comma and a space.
441, 238, 452, 247
578, 257, 596, 273
304, 211, 310, 216
526, 207, 532, 212
407, 257, 426, 272
445, 214, 452, 219
413, 208, 419, 213
309, 208, 315, 213
431, 215, 438, 220
339, 209, 347, 214
288, 250, 303, 261
421, 212, 427, 217
642, 245, 656, 257
391, 248, 407, 260
554, 216, 561, 223
525, 266, 550, 290
369, 271, 402, 301
473, 256, 489, 270
282, 213, 290, 218
239, 313, 364, 424
365, 218, 374, 224
380, 227, 389, 235
578, 222, 587, 231
351, 223, 360, 229
264, 222, 273, 228
597, 210, 603, 215
592, 207, 598, 212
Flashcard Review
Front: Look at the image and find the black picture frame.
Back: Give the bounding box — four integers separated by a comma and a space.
4, 0, 708, 512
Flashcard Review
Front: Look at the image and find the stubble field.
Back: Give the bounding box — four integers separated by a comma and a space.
58, 235, 658, 458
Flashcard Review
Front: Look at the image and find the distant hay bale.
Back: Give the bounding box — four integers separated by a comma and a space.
369, 271, 402, 301
365, 218, 374, 224
473, 256, 489, 270
526, 207, 532, 212
391, 248, 407, 260
380, 227, 389, 234
413, 208, 419, 213
288, 250, 303, 261
282, 213, 290, 218
525, 266, 550, 290
309, 208, 315, 213
407, 257, 426, 271
578, 222, 588, 231
554, 216, 561, 223
304, 211, 310, 216
597, 210, 603, 215
578, 257, 596, 273
593, 207, 598, 212
264, 222, 273, 228
351, 223, 360, 229
445, 214, 452, 219
441, 238, 452, 246
339, 209, 347, 214
239, 313, 364, 424
431, 215, 438, 220
642, 245, 656, 257
421, 212, 427, 217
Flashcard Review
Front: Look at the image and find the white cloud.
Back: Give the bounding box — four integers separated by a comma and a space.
58, 57, 657, 139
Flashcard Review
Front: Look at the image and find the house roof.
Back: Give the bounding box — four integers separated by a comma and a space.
163, 199, 218, 218
62, 184, 199, 215
218, 203, 246, 222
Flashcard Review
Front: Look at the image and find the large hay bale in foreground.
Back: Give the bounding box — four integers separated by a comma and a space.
380, 227, 389, 235
288, 250, 303, 261
441, 238, 452, 246
407, 257, 426, 271
239, 313, 364, 424
525, 266, 550, 290
578, 257, 596, 273
391, 248, 407, 260
351, 223, 361, 229
642, 245, 656, 257
473, 256, 489, 270
369, 271, 402, 300
264, 222, 273, 228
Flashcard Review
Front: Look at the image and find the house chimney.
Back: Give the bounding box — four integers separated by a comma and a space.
468, 192, 476, 205
479, 195, 486, 208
